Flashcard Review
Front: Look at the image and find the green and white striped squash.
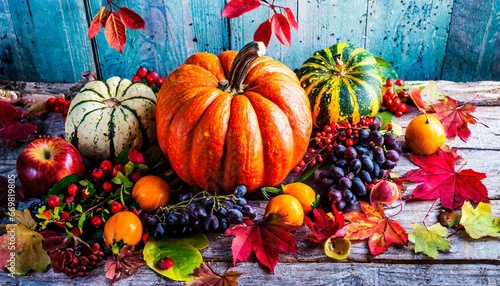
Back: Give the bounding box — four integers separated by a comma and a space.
297, 42, 382, 127
65, 76, 157, 161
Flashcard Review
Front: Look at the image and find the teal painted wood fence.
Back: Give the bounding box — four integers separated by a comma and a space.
1, 0, 499, 83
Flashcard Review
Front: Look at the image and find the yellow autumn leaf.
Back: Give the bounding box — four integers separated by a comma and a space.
460, 201, 500, 239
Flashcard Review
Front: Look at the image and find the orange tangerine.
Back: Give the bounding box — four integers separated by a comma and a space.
405, 113, 446, 155
132, 175, 170, 212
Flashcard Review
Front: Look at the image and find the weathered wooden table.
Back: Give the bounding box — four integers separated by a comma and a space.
0, 80, 499, 285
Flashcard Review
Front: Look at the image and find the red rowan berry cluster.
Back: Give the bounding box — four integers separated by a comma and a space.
382, 78, 409, 117
132, 66, 165, 92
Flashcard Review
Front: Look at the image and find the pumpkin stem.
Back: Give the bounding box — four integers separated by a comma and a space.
333, 54, 345, 76
225, 41, 266, 95
103, 98, 121, 108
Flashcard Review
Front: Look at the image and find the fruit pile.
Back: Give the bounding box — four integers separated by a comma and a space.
142, 185, 258, 239
296, 117, 402, 212
35, 148, 149, 245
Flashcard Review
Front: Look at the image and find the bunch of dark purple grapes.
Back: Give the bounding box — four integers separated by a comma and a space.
320, 121, 402, 212
141, 185, 257, 239
49, 242, 104, 278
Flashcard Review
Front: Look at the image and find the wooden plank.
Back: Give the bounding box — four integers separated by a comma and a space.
366, 0, 454, 80
1, 261, 498, 286
442, 0, 500, 81
4, 0, 94, 83
0, 0, 25, 81
94, 0, 228, 80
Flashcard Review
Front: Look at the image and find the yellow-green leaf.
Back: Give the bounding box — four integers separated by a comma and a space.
460, 201, 500, 239
408, 223, 450, 258
0, 224, 51, 274
143, 237, 203, 281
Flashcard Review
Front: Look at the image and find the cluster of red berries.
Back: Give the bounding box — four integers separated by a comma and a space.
46, 97, 71, 117
41, 158, 144, 236
382, 78, 409, 117
132, 66, 165, 92
294, 117, 378, 172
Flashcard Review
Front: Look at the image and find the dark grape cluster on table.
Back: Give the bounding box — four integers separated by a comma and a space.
296, 117, 402, 213
141, 185, 258, 239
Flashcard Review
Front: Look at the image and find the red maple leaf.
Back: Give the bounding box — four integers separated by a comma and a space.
342, 202, 408, 256
187, 263, 240, 286
304, 205, 344, 243
0, 101, 37, 144
431, 95, 478, 142
404, 148, 488, 209
221, 0, 261, 18
225, 216, 298, 273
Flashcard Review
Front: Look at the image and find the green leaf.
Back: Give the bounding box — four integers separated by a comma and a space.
460, 201, 500, 239
78, 213, 87, 231
125, 161, 135, 176
375, 56, 398, 81
408, 223, 450, 258
46, 174, 84, 198
75, 204, 83, 213
376, 111, 394, 129
117, 145, 131, 165
179, 233, 210, 250
0, 224, 51, 274
143, 237, 203, 281
112, 171, 133, 189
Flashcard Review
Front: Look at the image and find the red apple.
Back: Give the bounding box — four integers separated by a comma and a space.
16, 137, 85, 198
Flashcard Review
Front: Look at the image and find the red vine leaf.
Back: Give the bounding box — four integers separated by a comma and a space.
342, 202, 408, 255
225, 216, 298, 273
404, 148, 489, 209
221, 0, 261, 18
105, 247, 145, 283
187, 263, 240, 286
431, 96, 478, 142
104, 12, 127, 53
118, 7, 145, 29
88, 7, 106, 39
304, 205, 344, 243
271, 13, 291, 47
284, 7, 298, 31
0, 101, 37, 144
254, 20, 273, 47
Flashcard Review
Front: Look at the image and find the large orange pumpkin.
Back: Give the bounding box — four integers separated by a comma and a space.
156, 42, 312, 193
